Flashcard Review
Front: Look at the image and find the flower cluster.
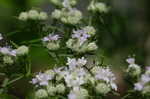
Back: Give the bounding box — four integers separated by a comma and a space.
88, 1, 109, 13
49, 0, 77, 8
126, 58, 141, 77
31, 57, 117, 99
66, 26, 98, 53
133, 66, 150, 94
51, 0, 82, 25
0, 35, 29, 65
51, 8, 82, 25
42, 33, 60, 50
125, 58, 150, 95
18, 10, 48, 21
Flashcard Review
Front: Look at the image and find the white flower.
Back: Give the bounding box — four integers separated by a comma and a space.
39, 12, 48, 20
16, 45, 29, 56
95, 67, 116, 83
64, 73, 85, 87
77, 57, 87, 67
141, 74, 150, 84
134, 83, 144, 91
126, 58, 135, 64
51, 9, 62, 19
87, 42, 98, 51
0, 47, 16, 56
68, 91, 77, 99
95, 3, 108, 13
28, 10, 39, 20
72, 29, 91, 45
67, 57, 77, 70
63, 0, 71, 8
42, 34, 60, 42
31, 72, 52, 86
18, 12, 28, 21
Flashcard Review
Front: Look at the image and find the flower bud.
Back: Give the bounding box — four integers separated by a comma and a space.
95, 3, 108, 13
39, 12, 48, 20
18, 12, 28, 21
35, 89, 48, 98
87, 42, 98, 51
16, 45, 29, 56
3, 56, 14, 64
28, 10, 39, 20
56, 84, 66, 94
47, 84, 56, 96
46, 42, 60, 50
51, 9, 62, 19
96, 83, 111, 94
83, 26, 96, 35
127, 64, 141, 76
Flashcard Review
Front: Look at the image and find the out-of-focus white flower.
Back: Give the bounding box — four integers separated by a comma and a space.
52, 8, 82, 25
88, 2, 109, 13
31, 72, 53, 86
0, 33, 3, 40
51, 9, 62, 19
39, 12, 48, 20
126, 58, 135, 64
35, 89, 48, 98
50, 0, 77, 7
134, 83, 144, 91
28, 10, 39, 20
63, 0, 71, 8
87, 42, 98, 51
95, 3, 109, 13
16, 45, 29, 56
18, 12, 28, 21
18, 10, 48, 21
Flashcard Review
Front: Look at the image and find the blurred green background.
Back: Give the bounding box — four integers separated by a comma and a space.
0, 0, 149, 98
